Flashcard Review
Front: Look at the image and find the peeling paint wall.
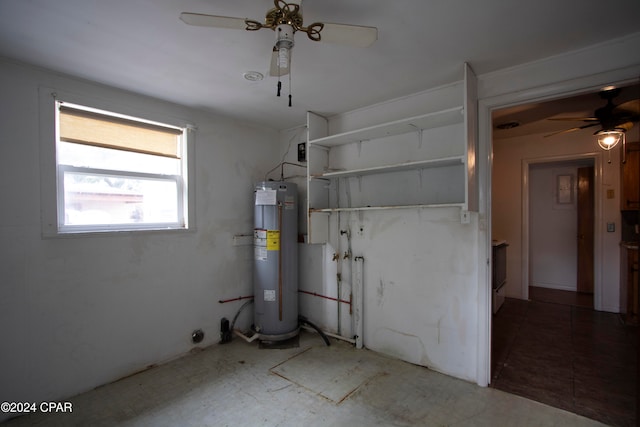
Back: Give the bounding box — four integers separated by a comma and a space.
0, 58, 281, 415
347, 208, 479, 381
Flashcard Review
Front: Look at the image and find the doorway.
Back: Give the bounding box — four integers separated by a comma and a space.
475, 67, 639, 392
527, 158, 595, 308
488, 119, 635, 426
484, 81, 637, 424
517, 151, 604, 309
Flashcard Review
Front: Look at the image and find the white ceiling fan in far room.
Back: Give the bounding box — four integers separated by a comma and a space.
179, 0, 378, 107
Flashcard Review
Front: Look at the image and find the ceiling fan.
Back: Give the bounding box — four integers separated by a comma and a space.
545, 87, 640, 141
179, 0, 378, 87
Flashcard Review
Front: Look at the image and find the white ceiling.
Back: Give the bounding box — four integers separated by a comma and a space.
1, 0, 640, 131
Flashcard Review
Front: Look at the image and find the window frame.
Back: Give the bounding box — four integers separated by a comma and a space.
39, 87, 196, 237
56, 164, 186, 233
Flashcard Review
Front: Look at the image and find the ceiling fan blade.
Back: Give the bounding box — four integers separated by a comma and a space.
316, 23, 378, 47
269, 48, 290, 77
544, 122, 599, 138
616, 99, 640, 114
619, 121, 635, 132
547, 117, 598, 122
179, 13, 247, 30
543, 127, 582, 138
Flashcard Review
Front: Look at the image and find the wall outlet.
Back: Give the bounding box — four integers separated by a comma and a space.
460, 210, 470, 224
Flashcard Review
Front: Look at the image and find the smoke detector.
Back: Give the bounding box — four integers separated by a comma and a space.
243, 71, 264, 81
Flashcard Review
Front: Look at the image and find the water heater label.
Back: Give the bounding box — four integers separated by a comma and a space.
266, 230, 280, 250
255, 189, 277, 205
264, 289, 276, 302
254, 247, 267, 261
284, 196, 295, 210
254, 228, 267, 243
254, 229, 268, 260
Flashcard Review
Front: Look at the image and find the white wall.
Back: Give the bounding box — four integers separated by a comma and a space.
0, 58, 281, 417
348, 207, 479, 379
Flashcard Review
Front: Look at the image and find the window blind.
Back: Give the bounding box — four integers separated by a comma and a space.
59, 105, 182, 158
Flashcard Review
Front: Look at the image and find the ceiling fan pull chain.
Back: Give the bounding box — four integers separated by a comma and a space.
288, 69, 292, 107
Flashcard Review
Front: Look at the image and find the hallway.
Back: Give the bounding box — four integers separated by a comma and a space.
491, 295, 637, 426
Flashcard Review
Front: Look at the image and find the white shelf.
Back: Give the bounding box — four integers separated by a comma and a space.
310, 203, 465, 213
310, 156, 464, 180
308, 106, 464, 147
305, 63, 477, 242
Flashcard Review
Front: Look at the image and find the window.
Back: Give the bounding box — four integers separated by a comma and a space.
53, 100, 189, 234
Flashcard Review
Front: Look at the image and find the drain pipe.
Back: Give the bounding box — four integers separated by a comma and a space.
219, 298, 255, 344
353, 256, 365, 349
299, 315, 330, 346
336, 211, 343, 336
301, 325, 356, 345
233, 329, 261, 343
339, 227, 352, 336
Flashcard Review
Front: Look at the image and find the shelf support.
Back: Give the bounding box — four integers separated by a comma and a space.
408, 124, 422, 149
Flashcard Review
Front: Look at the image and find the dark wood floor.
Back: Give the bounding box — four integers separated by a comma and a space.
491, 289, 637, 426
528, 285, 594, 309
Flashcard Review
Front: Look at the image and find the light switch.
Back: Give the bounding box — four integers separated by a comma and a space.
607, 222, 615, 232
607, 189, 615, 199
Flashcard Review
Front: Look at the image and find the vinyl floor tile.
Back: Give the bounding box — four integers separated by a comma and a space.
491, 295, 637, 427
3, 331, 607, 427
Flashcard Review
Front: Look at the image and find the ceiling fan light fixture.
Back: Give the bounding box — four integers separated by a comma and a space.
275, 24, 294, 69
275, 24, 294, 49
595, 129, 624, 150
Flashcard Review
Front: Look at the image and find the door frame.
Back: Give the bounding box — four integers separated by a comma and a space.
521, 154, 602, 305
476, 68, 639, 387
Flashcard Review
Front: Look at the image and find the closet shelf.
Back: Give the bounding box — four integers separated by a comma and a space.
309, 106, 464, 147
309, 203, 465, 213
310, 156, 464, 180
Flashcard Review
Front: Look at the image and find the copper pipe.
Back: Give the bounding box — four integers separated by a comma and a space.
299, 289, 352, 308
349, 293, 353, 315
218, 295, 254, 304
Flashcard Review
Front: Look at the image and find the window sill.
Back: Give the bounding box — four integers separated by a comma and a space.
42, 226, 195, 239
